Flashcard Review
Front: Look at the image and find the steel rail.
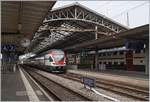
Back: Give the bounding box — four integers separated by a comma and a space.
58, 73, 149, 101
24, 68, 92, 101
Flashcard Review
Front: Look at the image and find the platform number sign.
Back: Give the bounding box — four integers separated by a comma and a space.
2, 44, 16, 52
82, 77, 95, 89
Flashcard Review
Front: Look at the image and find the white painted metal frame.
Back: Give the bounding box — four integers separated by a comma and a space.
29, 3, 129, 53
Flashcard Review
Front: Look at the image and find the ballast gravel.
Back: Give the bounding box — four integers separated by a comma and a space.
36, 70, 138, 101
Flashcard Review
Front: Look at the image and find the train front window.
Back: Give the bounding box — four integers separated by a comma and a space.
49, 57, 53, 62
53, 54, 64, 61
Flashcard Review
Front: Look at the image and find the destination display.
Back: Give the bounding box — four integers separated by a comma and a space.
1, 44, 16, 51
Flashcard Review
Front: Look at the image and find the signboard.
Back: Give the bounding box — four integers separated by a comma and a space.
82, 77, 95, 88
125, 40, 144, 50
1, 44, 16, 51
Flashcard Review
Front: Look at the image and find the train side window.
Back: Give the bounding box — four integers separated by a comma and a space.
103, 53, 106, 56
113, 51, 117, 55
135, 50, 141, 53
108, 62, 112, 65
107, 53, 111, 56
140, 60, 143, 63
119, 51, 124, 55
49, 57, 53, 62
114, 62, 118, 65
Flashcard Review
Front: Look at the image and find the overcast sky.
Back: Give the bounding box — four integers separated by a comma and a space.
53, 1, 149, 28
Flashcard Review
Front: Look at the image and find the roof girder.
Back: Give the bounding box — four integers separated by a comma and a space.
45, 4, 128, 33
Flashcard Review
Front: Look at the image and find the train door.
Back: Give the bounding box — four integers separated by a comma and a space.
73, 54, 76, 64
125, 50, 134, 71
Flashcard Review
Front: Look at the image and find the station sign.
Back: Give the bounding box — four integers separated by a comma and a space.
125, 40, 144, 50
81, 77, 95, 88
1, 44, 16, 52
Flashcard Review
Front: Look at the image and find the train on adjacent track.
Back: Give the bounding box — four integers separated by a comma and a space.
67, 48, 145, 72
20, 49, 66, 73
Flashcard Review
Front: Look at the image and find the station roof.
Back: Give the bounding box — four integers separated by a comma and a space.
28, 2, 129, 54
1, 1, 56, 52
64, 24, 149, 53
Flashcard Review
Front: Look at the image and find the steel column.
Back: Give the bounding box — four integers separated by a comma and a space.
145, 42, 149, 75
95, 26, 98, 39
95, 50, 99, 70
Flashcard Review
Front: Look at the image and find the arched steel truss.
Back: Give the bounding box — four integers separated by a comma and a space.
27, 3, 129, 54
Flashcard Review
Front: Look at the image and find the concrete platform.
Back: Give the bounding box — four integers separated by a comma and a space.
1, 65, 50, 101
1, 68, 29, 101
77, 69, 149, 79
99, 69, 149, 79
67, 69, 149, 89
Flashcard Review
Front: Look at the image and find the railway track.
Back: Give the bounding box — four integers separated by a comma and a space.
57, 73, 149, 101
24, 68, 92, 101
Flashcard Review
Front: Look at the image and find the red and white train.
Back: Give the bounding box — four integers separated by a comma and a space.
22, 49, 66, 73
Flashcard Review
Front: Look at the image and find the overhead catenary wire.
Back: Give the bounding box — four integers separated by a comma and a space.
112, 1, 148, 19
100, 1, 127, 16
98, 1, 111, 8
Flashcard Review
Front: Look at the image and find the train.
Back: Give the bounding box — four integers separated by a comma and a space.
67, 48, 145, 72
21, 49, 66, 73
